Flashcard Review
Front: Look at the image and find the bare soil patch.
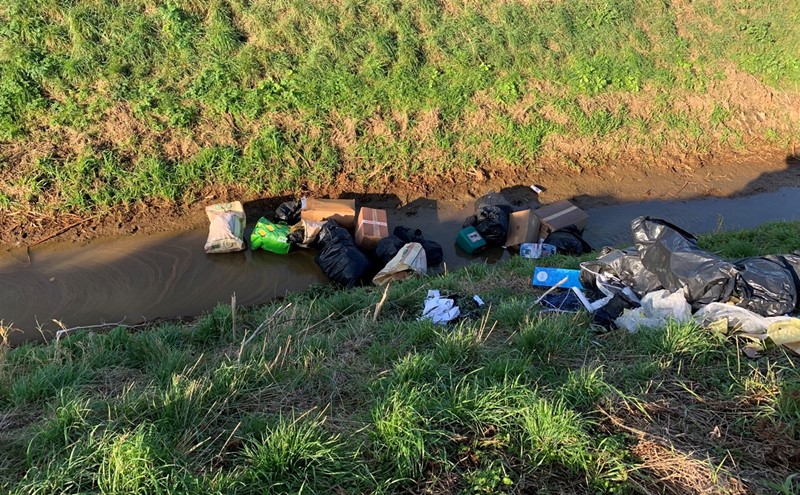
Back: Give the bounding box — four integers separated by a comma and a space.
2, 146, 798, 251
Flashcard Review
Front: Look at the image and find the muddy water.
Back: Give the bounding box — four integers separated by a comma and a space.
4, 188, 800, 345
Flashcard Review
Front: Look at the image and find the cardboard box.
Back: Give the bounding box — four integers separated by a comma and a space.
535, 200, 588, 238
504, 209, 541, 248
300, 198, 356, 229
355, 207, 388, 250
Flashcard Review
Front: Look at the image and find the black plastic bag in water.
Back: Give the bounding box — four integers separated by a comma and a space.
375, 235, 407, 265
733, 256, 797, 316
393, 226, 444, 266
314, 221, 373, 288
544, 225, 593, 256
275, 201, 302, 225
632, 216, 739, 308
580, 247, 662, 298
472, 193, 513, 246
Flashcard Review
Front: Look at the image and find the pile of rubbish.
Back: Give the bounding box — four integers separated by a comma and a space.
458, 191, 592, 257
201, 195, 800, 356
203, 198, 443, 288
536, 216, 800, 356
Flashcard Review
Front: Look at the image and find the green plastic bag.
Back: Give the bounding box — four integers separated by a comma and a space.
251, 217, 291, 254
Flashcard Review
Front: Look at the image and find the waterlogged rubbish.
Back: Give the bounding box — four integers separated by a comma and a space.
275, 201, 302, 225
457, 226, 487, 254
301, 198, 357, 229
288, 220, 324, 247
393, 227, 444, 266
376, 227, 443, 266
373, 242, 427, 285
505, 210, 541, 248
520, 242, 556, 259
204, 201, 246, 254
314, 221, 373, 288
250, 218, 291, 254
536, 200, 588, 238
467, 192, 514, 246
355, 207, 389, 251
544, 226, 593, 256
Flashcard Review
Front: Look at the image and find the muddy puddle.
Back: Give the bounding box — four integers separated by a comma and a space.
4, 188, 800, 345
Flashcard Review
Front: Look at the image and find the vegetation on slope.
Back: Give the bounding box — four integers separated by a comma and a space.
1, 222, 800, 493
1, 0, 799, 214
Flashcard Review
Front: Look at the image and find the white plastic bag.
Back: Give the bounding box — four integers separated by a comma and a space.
615, 289, 692, 333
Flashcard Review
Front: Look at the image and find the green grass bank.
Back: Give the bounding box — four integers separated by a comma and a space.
1, 222, 799, 493
1, 0, 799, 215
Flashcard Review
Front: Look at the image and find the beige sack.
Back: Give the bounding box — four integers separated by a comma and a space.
373, 242, 427, 285
204, 201, 246, 253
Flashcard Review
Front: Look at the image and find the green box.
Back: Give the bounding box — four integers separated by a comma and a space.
457, 226, 487, 254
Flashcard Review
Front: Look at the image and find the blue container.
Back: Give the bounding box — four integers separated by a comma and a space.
532, 267, 584, 289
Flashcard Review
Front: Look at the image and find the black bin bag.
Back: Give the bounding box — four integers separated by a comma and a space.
275, 201, 302, 225
733, 256, 797, 316
375, 235, 406, 265
393, 226, 444, 266
472, 193, 514, 246
632, 216, 738, 308
314, 221, 373, 288
545, 225, 593, 256
580, 247, 662, 298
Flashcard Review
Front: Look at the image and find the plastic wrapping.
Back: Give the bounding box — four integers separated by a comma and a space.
580, 248, 662, 298
375, 236, 407, 265
694, 302, 773, 335
250, 218, 291, 254
615, 289, 692, 333
275, 201, 302, 225
393, 227, 444, 266
314, 221, 373, 288
288, 220, 324, 247
632, 216, 738, 308
544, 225, 593, 255
472, 193, 514, 246
733, 257, 797, 316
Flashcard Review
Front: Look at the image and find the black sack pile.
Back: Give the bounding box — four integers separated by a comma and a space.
464, 193, 514, 246
314, 221, 373, 288
632, 216, 798, 316
375, 227, 444, 267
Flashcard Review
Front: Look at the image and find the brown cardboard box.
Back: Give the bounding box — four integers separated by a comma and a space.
535, 200, 588, 238
504, 209, 541, 247
300, 198, 356, 229
355, 207, 388, 250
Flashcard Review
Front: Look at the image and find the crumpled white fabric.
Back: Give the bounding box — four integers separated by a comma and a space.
615, 289, 692, 333
419, 290, 460, 325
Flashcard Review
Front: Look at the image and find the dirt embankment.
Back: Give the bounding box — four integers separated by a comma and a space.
2, 66, 799, 250
2, 146, 798, 251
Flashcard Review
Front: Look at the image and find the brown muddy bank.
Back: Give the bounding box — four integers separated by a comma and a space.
2, 149, 798, 250
5, 184, 800, 345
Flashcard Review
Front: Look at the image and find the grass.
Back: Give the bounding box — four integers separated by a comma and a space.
1, 222, 800, 493
1, 1, 799, 215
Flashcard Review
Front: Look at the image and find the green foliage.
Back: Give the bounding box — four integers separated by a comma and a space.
1, 0, 797, 213
240, 413, 350, 493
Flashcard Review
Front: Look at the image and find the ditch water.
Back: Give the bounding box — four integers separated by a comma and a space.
3, 187, 800, 345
